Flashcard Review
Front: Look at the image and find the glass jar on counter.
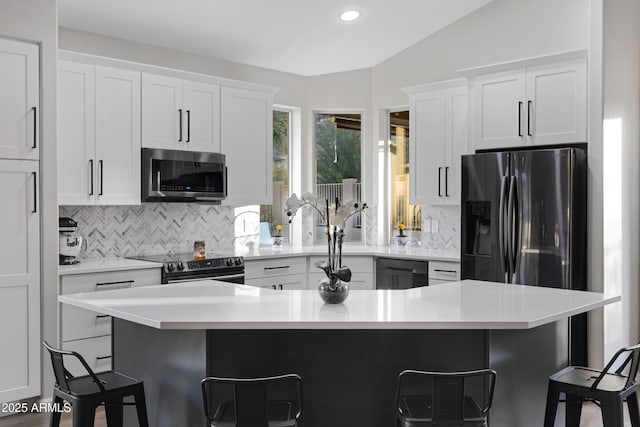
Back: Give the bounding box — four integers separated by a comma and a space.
194, 240, 206, 259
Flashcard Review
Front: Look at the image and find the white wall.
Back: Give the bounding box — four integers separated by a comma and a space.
601, 0, 640, 360
0, 0, 58, 399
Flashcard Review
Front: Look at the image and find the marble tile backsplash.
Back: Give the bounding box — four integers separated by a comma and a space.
60, 202, 456, 259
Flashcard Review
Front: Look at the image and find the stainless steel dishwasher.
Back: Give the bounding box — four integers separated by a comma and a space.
375, 258, 428, 289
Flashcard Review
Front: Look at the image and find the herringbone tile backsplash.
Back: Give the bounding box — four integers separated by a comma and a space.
59, 204, 242, 258
60, 203, 457, 259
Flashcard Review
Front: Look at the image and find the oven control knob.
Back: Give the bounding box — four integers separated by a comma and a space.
177, 262, 185, 271
226, 258, 234, 266
166, 262, 175, 272
234, 257, 243, 266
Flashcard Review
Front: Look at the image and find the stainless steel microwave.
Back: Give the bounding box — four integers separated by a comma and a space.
141, 148, 226, 203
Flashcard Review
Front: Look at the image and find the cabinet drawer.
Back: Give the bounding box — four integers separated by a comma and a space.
60, 268, 161, 294
245, 273, 307, 290
61, 305, 111, 342
428, 261, 460, 281
62, 336, 112, 374
309, 255, 373, 273
245, 257, 307, 279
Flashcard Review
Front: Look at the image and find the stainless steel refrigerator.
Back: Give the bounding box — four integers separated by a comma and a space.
460, 146, 587, 364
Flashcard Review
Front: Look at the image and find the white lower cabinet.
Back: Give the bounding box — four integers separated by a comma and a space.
308, 255, 374, 290
59, 268, 161, 372
244, 257, 307, 290
428, 261, 460, 285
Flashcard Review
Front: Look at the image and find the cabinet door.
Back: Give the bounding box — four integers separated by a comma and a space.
183, 80, 221, 152
95, 66, 141, 205
473, 70, 526, 150
0, 38, 39, 160
443, 87, 468, 203
526, 60, 587, 146
221, 87, 273, 206
58, 61, 96, 205
410, 90, 445, 205
0, 160, 40, 403
141, 73, 183, 149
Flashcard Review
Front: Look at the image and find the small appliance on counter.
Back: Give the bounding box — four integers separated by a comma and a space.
59, 217, 85, 265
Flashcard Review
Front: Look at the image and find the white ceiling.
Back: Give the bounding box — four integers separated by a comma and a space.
57, 0, 494, 77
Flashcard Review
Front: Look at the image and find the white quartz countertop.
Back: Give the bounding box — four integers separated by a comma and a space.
58, 258, 163, 276
239, 245, 459, 262
58, 280, 618, 330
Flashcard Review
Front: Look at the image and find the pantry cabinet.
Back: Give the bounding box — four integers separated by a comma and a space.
403, 79, 468, 205
470, 55, 587, 150
141, 73, 221, 152
0, 159, 40, 403
0, 38, 39, 161
58, 61, 141, 205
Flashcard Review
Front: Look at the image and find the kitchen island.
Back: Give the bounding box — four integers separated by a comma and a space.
59, 280, 618, 427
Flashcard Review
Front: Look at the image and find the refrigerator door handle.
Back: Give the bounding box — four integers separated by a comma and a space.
498, 176, 508, 277
507, 176, 518, 282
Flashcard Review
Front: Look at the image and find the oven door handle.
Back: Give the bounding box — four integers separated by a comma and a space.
165, 274, 245, 284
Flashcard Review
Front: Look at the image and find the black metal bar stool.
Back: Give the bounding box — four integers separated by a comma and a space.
543, 342, 640, 427
395, 369, 497, 426
43, 341, 148, 427
201, 374, 302, 427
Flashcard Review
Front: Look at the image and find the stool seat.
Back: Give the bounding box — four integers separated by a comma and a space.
43, 341, 148, 427
543, 342, 640, 427
211, 400, 299, 427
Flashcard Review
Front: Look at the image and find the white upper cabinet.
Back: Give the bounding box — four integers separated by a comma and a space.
0, 159, 40, 403
0, 38, 39, 160
58, 61, 141, 205
404, 80, 468, 205
142, 73, 221, 152
468, 53, 587, 150
221, 87, 273, 206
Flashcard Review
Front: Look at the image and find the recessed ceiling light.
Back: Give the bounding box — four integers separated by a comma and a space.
339, 10, 360, 22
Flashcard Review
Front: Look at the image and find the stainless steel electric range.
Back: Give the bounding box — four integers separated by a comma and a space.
128, 253, 244, 284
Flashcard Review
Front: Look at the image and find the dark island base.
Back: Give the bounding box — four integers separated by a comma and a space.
113, 319, 569, 427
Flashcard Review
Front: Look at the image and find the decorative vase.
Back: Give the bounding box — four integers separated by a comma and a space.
396, 235, 408, 246
272, 236, 283, 247
318, 276, 349, 304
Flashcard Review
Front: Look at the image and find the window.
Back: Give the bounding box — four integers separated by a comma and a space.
389, 110, 421, 243
260, 109, 291, 242
314, 112, 362, 244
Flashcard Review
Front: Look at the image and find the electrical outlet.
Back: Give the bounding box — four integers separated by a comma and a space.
431, 219, 439, 234
423, 219, 431, 233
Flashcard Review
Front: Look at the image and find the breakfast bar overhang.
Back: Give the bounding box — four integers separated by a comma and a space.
59, 280, 619, 427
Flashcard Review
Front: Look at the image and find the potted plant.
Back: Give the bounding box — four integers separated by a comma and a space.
396, 223, 408, 246
272, 224, 284, 247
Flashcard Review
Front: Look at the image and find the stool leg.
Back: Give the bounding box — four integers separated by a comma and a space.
104, 398, 123, 427
72, 401, 96, 427
134, 387, 149, 427
49, 395, 64, 427
565, 394, 583, 427
601, 396, 624, 427
543, 382, 560, 427
627, 392, 640, 427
